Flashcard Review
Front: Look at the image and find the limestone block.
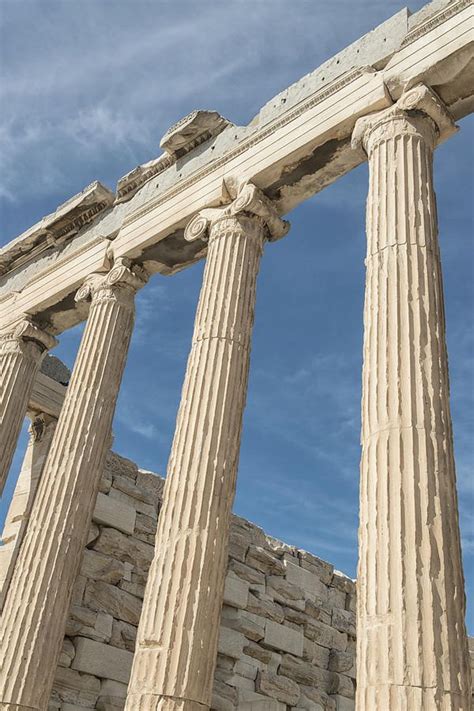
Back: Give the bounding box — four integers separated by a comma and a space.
92, 527, 154, 569
327, 587, 346, 610
263, 620, 303, 657
256, 670, 300, 706
221, 606, 265, 642
302, 639, 330, 669
105, 453, 138, 481
304, 599, 332, 626
218, 627, 246, 660
328, 650, 354, 674
84, 581, 142, 626
331, 608, 355, 636
228, 531, 249, 562
298, 551, 334, 585
81, 549, 125, 585
300, 685, 335, 711
112, 474, 156, 505
87, 523, 100, 545
52, 666, 100, 706
267, 576, 305, 608
234, 659, 259, 680
284, 561, 328, 601
243, 642, 274, 665
304, 620, 347, 651
72, 637, 133, 684
229, 559, 266, 587
246, 546, 285, 576
328, 672, 354, 699
331, 695, 354, 711
93, 493, 136, 535
136, 468, 164, 501
58, 638, 76, 668
279, 654, 331, 689
223, 572, 249, 609
111, 619, 137, 652
108, 488, 156, 518
330, 572, 354, 594
240, 701, 286, 711
119, 578, 145, 599
247, 592, 284, 623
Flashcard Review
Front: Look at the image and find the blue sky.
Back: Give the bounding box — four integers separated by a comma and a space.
1, 1, 473, 631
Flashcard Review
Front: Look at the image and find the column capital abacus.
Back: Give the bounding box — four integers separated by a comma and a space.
75, 257, 149, 307
184, 180, 290, 244
352, 83, 457, 156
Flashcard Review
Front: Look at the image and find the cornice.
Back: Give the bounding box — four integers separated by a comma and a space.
123, 67, 368, 228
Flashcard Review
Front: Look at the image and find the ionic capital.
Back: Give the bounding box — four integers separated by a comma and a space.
0, 317, 57, 354
184, 181, 290, 244
75, 257, 148, 306
352, 83, 457, 156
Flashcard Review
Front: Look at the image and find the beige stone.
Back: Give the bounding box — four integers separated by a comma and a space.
263, 620, 303, 657
352, 84, 470, 710
0, 318, 56, 494
93, 492, 136, 535
72, 637, 133, 685
124, 183, 288, 711
0, 259, 147, 710
256, 670, 300, 706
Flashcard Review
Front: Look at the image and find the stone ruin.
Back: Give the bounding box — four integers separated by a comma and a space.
0, 2, 473, 709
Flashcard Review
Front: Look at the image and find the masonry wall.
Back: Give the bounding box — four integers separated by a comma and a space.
48, 452, 356, 711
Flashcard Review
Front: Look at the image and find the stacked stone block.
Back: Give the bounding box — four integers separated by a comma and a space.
49, 451, 356, 711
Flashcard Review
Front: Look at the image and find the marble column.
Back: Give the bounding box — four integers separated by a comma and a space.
0, 319, 57, 495
125, 182, 289, 711
352, 84, 470, 710
0, 258, 147, 711
0, 411, 57, 612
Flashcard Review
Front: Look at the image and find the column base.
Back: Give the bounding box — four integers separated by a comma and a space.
125, 695, 208, 711
357, 685, 470, 710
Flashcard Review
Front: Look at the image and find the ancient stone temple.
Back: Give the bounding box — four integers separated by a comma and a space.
0, 1, 472, 710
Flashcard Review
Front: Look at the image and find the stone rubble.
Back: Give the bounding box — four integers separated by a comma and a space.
49, 450, 357, 711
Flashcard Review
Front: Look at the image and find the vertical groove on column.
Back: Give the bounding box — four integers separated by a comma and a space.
356, 114, 470, 710
125, 216, 264, 711
0, 286, 137, 711
0, 341, 44, 493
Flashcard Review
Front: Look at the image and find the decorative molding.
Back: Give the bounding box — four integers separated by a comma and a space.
401, 0, 471, 48
123, 67, 368, 228
0, 182, 114, 277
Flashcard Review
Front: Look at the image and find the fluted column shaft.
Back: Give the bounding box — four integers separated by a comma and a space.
125, 183, 289, 711
0, 259, 147, 711
0, 320, 57, 494
353, 86, 470, 710
0, 412, 57, 612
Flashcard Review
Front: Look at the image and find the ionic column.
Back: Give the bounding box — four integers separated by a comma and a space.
0, 412, 57, 611
352, 85, 470, 710
0, 258, 147, 711
0, 319, 57, 494
125, 182, 289, 711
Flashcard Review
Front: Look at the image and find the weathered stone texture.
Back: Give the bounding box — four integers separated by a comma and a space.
46, 451, 356, 710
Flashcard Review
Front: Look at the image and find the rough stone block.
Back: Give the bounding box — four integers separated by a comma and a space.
246, 545, 285, 576
247, 592, 284, 623
224, 572, 249, 609
284, 561, 328, 601
92, 527, 154, 569
218, 627, 245, 659
52, 666, 100, 706
84, 580, 142, 626
222, 606, 265, 642
256, 670, 300, 705
332, 608, 356, 636
263, 620, 303, 657
81, 549, 125, 585
332, 694, 355, 710
93, 492, 136, 535
72, 637, 133, 684
304, 620, 347, 651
